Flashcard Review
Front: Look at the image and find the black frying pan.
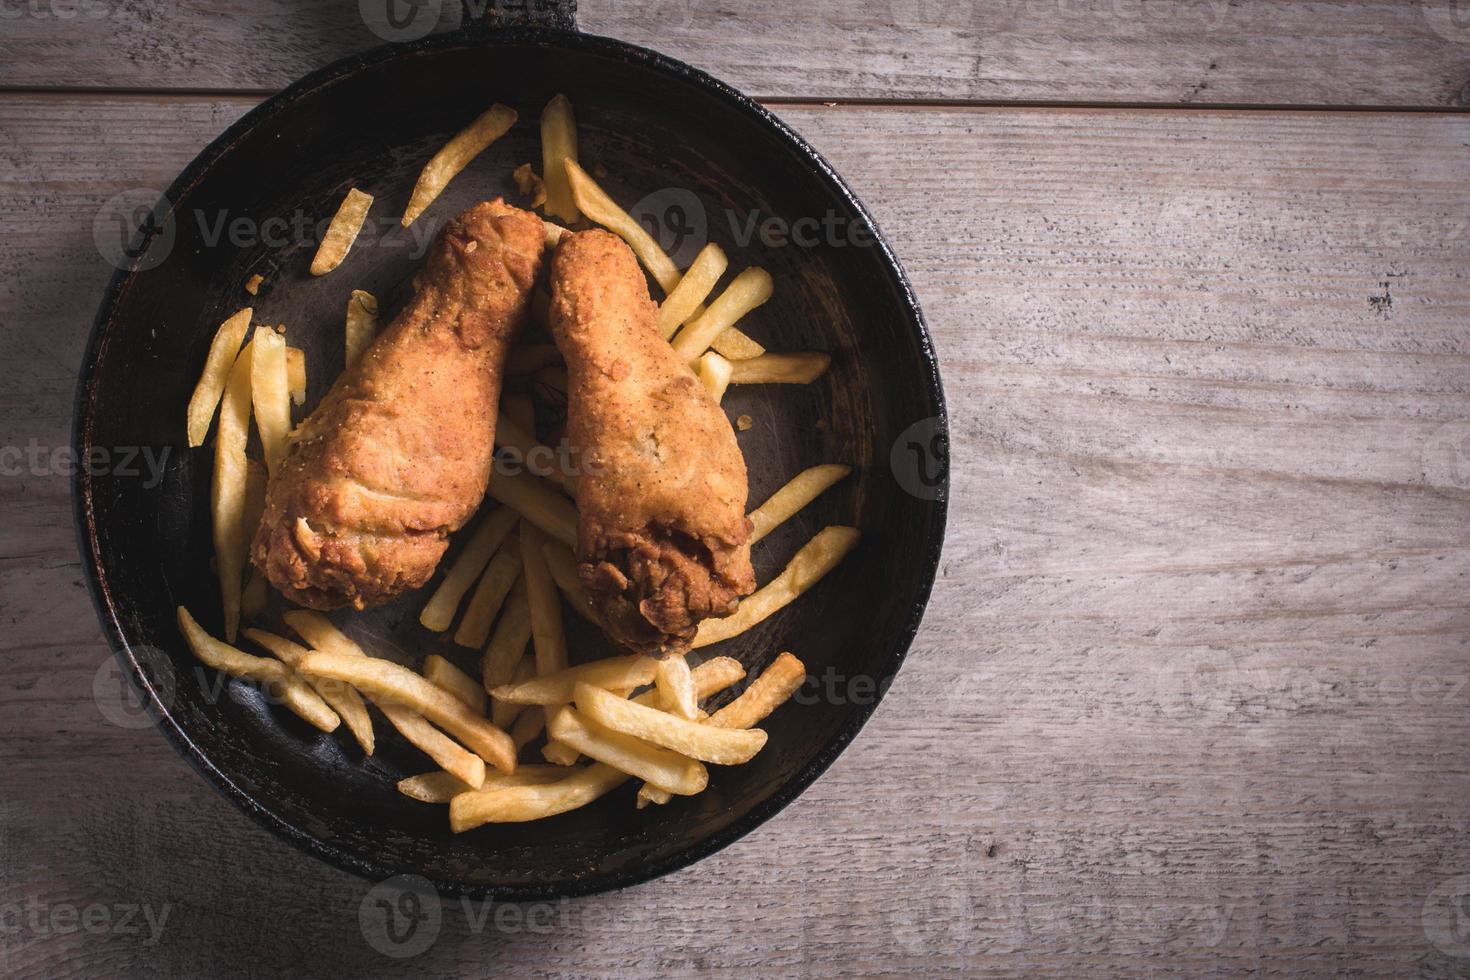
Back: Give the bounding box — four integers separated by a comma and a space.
73, 0, 948, 899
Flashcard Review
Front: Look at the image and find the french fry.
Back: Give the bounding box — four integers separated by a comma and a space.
244, 627, 374, 753
397, 766, 564, 804
249, 326, 291, 475
282, 609, 360, 658
748, 464, 852, 544
454, 544, 522, 649
544, 221, 570, 248
240, 570, 268, 621
177, 607, 339, 733
423, 653, 488, 715
548, 708, 707, 796
481, 576, 532, 690
574, 683, 766, 765
344, 289, 378, 367
310, 187, 373, 275
449, 763, 629, 831
541, 540, 596, 622
375, 697, 485, 789
509, 704, 545, 750
635, 657, 747, 805
403, 103, 518, 226
711, 327, 766, 361
520, 524, 568, 678
185, 307, 252, 447
694, 526, 861, 648
697, 351, 733, 403
491, 654, 657, 706
419, 508, 519, 632
655, 656, 699, 720
564, 158, 680, 292
709, 652, 807, 729
487, 469, 578, 547
491, 654, 535, 730
670, 268, 774, 366
286, 347, 306, 406
730, 352, 831, 385
296, 650, 516, 773
541, 716, 581, 767
540, 94, 580, 223
212, 338, 253, 642
657, 243, 727, 339
496, 414, 575, 492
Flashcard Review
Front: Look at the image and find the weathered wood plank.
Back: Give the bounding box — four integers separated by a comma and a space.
0, 1, 1468, 107
2, 95, 1469, 976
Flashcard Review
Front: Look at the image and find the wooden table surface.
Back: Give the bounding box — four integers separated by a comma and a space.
4, 2, 1470, 976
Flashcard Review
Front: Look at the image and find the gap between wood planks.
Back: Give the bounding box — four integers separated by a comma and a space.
2, 83, 1470, 116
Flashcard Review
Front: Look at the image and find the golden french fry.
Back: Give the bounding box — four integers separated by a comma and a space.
541, 724, 581, 767
487, 469, 577, 547
454, 544, 522, 649
282, 609, 360, 657
548, 707, 707, 795
423, 653, 488, 715
249, 326, 290, 476
212, 339, 253, 642
491, 654, 658, 706
543, 221, 570, 248
449, 763, 629, 831
186, 307, 252, 447
403, 103, 518, 226
374, 697, 485, 789
495, 414, 575, 492
694, 526, 861, 648
491, 654, 535, 730
398, 765, 565, 804
730, 352, 831, 385
419, 508, 519, 632
177, 607, 339, 733
748, 464, 852, 544
635, 656, 748, 806
710, 652, 807, 729
310, 187, 374, 276
344, 289, 379, 367
509, 703, 545, 750
696, 351, 733, 403
286, 347, 306, 406
671, 268, 774, 366
540, 540, 596, 622
564, 158, 680, 291
540, 95, 580, 223
243, 459, 267, 545
711, 328, 766, 361
245, 627, 374, 752
520, 524, 568, 677
575, 683, 765, 764
506, 344, 562, 375
296, 650, 516, 773
657, 243, 727, 338
481, 576, 532, 690
655, 656, 699, 720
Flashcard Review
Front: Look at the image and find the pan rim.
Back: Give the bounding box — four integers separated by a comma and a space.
71, 25, 949, 901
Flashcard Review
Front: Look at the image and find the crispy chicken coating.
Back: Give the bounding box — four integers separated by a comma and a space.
549, 230, 755, 657
252, 200, 544, 610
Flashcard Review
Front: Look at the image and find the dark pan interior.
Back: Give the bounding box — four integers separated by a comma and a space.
77, 31, 946, 898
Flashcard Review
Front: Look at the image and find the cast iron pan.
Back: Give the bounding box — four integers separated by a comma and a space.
73, 1, 948, 899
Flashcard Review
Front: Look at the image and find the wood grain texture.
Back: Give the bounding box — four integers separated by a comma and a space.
3, 94, 1470, 977
1, 0, 1469, 107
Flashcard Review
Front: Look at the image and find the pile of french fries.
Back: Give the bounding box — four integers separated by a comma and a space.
178, 93, 864, 829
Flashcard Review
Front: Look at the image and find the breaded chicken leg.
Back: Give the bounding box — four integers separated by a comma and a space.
253, 199, 544, 610
549, 230, 756, 657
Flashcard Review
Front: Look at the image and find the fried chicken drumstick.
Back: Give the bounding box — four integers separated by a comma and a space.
549, 230, 756, 657
253, 199, 544, 610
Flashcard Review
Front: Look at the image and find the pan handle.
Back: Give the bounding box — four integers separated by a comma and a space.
461, 0, 578, 31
